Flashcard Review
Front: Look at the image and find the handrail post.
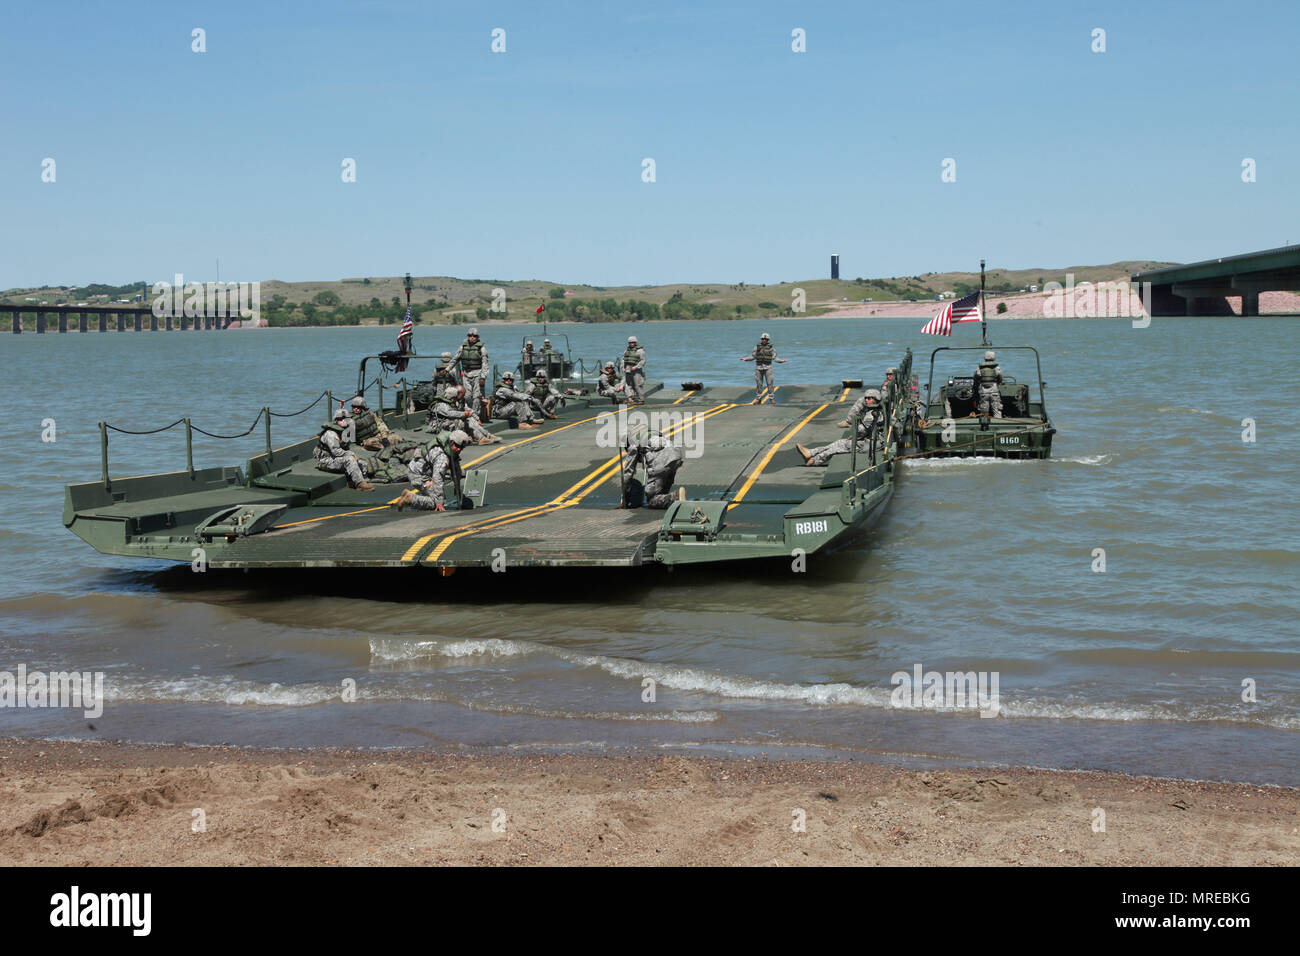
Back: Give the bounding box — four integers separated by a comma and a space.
99, 422, 110, 491
850, 408, 859, 474
185, 418, 194, 477
263, 407, 272, 456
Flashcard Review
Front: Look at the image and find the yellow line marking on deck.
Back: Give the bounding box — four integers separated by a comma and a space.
418, 403, 738, 563
728, 403, 834, 506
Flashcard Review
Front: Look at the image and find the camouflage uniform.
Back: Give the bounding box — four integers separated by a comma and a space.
313, 411, 367, 486
623, 435, 685, 509
450, 329, 489, 411
622, 337, 646, 403
432, 352, 458, 388
492, 376, 542, 424
742, 334, 783, 391
402, 430, 470, 511
349, 396, 399, 451
597, 364, 628, 403
976, 350, 1003, 418
427, 385, 493, 442
527, 375, 562, 415
804, 392, 881, 466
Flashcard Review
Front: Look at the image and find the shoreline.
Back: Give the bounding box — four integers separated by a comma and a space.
1, 737, 1293, 866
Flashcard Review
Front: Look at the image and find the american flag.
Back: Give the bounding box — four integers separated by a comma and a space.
920, 290, 982, 336
397, 306, 413, 352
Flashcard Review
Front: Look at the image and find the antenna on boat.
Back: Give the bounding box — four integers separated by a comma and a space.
980, 259, 989, 347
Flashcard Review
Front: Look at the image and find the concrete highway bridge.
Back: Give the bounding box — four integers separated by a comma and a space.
2, 303, 239, 333
1133, 244, 1300, 316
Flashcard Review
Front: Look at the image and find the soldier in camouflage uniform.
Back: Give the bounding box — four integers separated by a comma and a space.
837, 370, 894, 428
348, 395, 403, 451
313, 405, 375, 490
433, 351, 458, 388
975, 349, 1003, 418
621, 335, 646, 404
527, 371, 562, 418
798, 390, 882, 467
396, 429, 471, 512
597, 361, 628, 404
450, 328, 490, 414
491, 372, 543, 428
740, 332, 787, 398
427, 384, 498, 443
622, 434, 685, 509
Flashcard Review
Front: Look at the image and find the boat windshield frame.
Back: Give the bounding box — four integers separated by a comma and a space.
925, 345, 1048, 421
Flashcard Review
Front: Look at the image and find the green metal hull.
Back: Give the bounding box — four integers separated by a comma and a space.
65, 358, 915, 572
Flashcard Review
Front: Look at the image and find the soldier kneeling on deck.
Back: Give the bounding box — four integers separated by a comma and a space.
396, 429, 471, 513
428, 384, 498, 444
314, 405, 375, 490
797, 389, 882, 467
976, 350, 1003, 418
622, 434, 685, 509
492, 372, 544, 429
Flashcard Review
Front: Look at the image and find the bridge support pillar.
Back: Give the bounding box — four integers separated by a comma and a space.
79, 313, 88, 332
134, 313, 142, 331
58, 312, 68, 333
98, 313, 107, 332
165, 315, 173, 331
1241, 291, 1260, 316
36, 312, 45, 333
116, 313, 125, 332
150, 313, 158, 331
11, 313, 21, 334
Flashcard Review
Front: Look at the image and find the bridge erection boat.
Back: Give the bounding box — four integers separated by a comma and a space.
63, 350, 916, 571
912, 345, 1056, 459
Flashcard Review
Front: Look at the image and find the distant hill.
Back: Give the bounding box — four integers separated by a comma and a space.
1, 261, 1177, 326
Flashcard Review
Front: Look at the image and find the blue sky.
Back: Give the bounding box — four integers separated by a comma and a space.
2, 0, 1296, 288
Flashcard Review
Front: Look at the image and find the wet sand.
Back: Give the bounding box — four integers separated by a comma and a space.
0, 738, 1294, 866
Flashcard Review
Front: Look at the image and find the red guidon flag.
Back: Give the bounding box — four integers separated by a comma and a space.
920, 290, 981, 336
536, 304, 545, 315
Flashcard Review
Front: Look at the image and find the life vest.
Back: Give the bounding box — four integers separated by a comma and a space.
977, 360, 1000, 388
755, 342, 775, 363
352, 411, 380, 442
622, 346, 641, 368
459, 340, 484, 371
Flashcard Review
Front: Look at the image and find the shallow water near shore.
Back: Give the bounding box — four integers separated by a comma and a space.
2, 317, 1297, 785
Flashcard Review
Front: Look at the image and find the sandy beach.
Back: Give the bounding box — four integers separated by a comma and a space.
1, 738, 1294, 866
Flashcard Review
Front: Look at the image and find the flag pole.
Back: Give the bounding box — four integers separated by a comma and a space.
979, 259, 988, 347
